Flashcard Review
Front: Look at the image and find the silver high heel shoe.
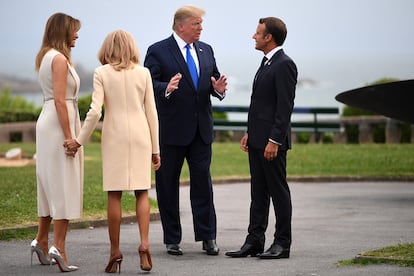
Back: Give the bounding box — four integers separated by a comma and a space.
48, 245, 78, 272
30, 239, 52, 265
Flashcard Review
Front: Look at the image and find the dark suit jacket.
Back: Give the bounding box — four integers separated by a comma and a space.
247, 49, 297, 151
144, 35, 223, 146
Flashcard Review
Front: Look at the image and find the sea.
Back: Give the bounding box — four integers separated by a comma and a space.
18, 80, 344, 123
7, 48, 414, 123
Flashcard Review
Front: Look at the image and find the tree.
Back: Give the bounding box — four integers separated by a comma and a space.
0, 87, 36, 112
0, 87, 38, 122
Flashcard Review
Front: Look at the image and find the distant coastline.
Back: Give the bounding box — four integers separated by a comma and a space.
1, 70, 344, 121
0, 64, 93, 95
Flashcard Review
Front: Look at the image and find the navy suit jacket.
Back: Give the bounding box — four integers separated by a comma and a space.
144, 35, 223, 146
247, 49, 297, 151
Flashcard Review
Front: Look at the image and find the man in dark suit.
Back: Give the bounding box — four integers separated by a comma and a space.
144, 5, 227, 256
225, 17, 297, 259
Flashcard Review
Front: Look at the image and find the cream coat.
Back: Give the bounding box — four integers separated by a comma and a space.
77, 64, 159, 191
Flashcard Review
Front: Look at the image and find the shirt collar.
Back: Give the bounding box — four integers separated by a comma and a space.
173, 32, 193, 49
265, 46, 283, 61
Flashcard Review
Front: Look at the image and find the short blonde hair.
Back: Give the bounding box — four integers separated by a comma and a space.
172, 5, 205, 31
98, 30, 140, 71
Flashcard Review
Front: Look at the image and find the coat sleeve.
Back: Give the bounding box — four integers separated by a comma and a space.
269, 59, 297, 144
76, 68, 104, 145
143, 68, 160, 154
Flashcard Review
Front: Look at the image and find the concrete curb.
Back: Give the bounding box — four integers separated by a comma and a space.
0, 212, 161, 234
355, 252, 414, 265
211, 176, 414, 184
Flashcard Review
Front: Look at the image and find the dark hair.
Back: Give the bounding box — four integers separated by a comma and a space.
259, 17, 287, 46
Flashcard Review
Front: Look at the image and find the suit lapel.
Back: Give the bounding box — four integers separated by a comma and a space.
168, 36, 198, 90
267, 49, 283, 67
253, 50, 284, 90
193, 42, 204, 79
167, 36, 188, 74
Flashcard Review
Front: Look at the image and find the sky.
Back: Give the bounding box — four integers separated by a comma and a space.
1, 0, 413, 108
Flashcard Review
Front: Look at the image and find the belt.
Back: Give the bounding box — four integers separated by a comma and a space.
43, 97, 78, 103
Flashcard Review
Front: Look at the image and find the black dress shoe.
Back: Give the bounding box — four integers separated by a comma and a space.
202, 240, 219, 255
225, 243, 263, 258
259, 243, 290, 259
166, 244, 183, 255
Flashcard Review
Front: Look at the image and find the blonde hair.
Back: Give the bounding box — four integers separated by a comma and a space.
98, 30, 140, 71
172, 5, 205, 31
35, 13, 81, 71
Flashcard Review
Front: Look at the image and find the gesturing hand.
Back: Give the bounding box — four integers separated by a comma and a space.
166, 73, 182, 94
211, 75, 228, 94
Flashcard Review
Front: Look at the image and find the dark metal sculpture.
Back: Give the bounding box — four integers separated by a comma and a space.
335, 79, 414, 124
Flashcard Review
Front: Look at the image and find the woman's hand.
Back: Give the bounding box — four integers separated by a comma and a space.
63, 139, 81, 157
152, 154, 161, 171
240, 134, 248, 152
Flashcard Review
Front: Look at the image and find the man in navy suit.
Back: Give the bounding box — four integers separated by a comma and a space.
226, 17, 297, 259
144, 5, 227, 256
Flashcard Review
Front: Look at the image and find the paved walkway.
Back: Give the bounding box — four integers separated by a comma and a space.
1, 181, 414, 275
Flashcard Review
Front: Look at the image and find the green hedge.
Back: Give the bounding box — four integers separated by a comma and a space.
0, 110, 38, 123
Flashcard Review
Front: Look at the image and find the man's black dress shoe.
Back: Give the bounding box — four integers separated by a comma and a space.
166, 244, 183, 255
202, 240, 219, 255
225, 243, 263, 258
259, 243, 290, 259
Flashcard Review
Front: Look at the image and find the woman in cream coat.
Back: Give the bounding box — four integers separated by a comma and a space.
65, 30, 160, 273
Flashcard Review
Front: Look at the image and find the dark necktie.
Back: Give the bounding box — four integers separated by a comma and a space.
259, 56, 268, 70
185, 44, 198, 88
254, 56, 268, 82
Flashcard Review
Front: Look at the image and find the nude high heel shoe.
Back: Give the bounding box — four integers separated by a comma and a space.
138, 245, 152, 271
105, 253, 123, 274
30, 239, 51, 265
48, 246, 78, 272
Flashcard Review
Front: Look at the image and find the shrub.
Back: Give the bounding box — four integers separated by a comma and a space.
296, 132, 310, 143
0, 88, 38, 122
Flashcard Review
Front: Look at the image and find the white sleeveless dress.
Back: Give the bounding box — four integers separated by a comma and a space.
36, 49, 84, 220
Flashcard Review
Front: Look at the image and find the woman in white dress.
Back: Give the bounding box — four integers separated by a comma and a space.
31, 13, 83, 272
64, 30, 160, 273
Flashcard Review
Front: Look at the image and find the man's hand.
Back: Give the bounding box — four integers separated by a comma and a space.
166, 73, 182, 94
211, 75, 228, 94
264, 141, 278, 161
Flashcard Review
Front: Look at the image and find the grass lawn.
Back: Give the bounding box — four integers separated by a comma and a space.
338, 243, 414, 267
1, 142, 414, 240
